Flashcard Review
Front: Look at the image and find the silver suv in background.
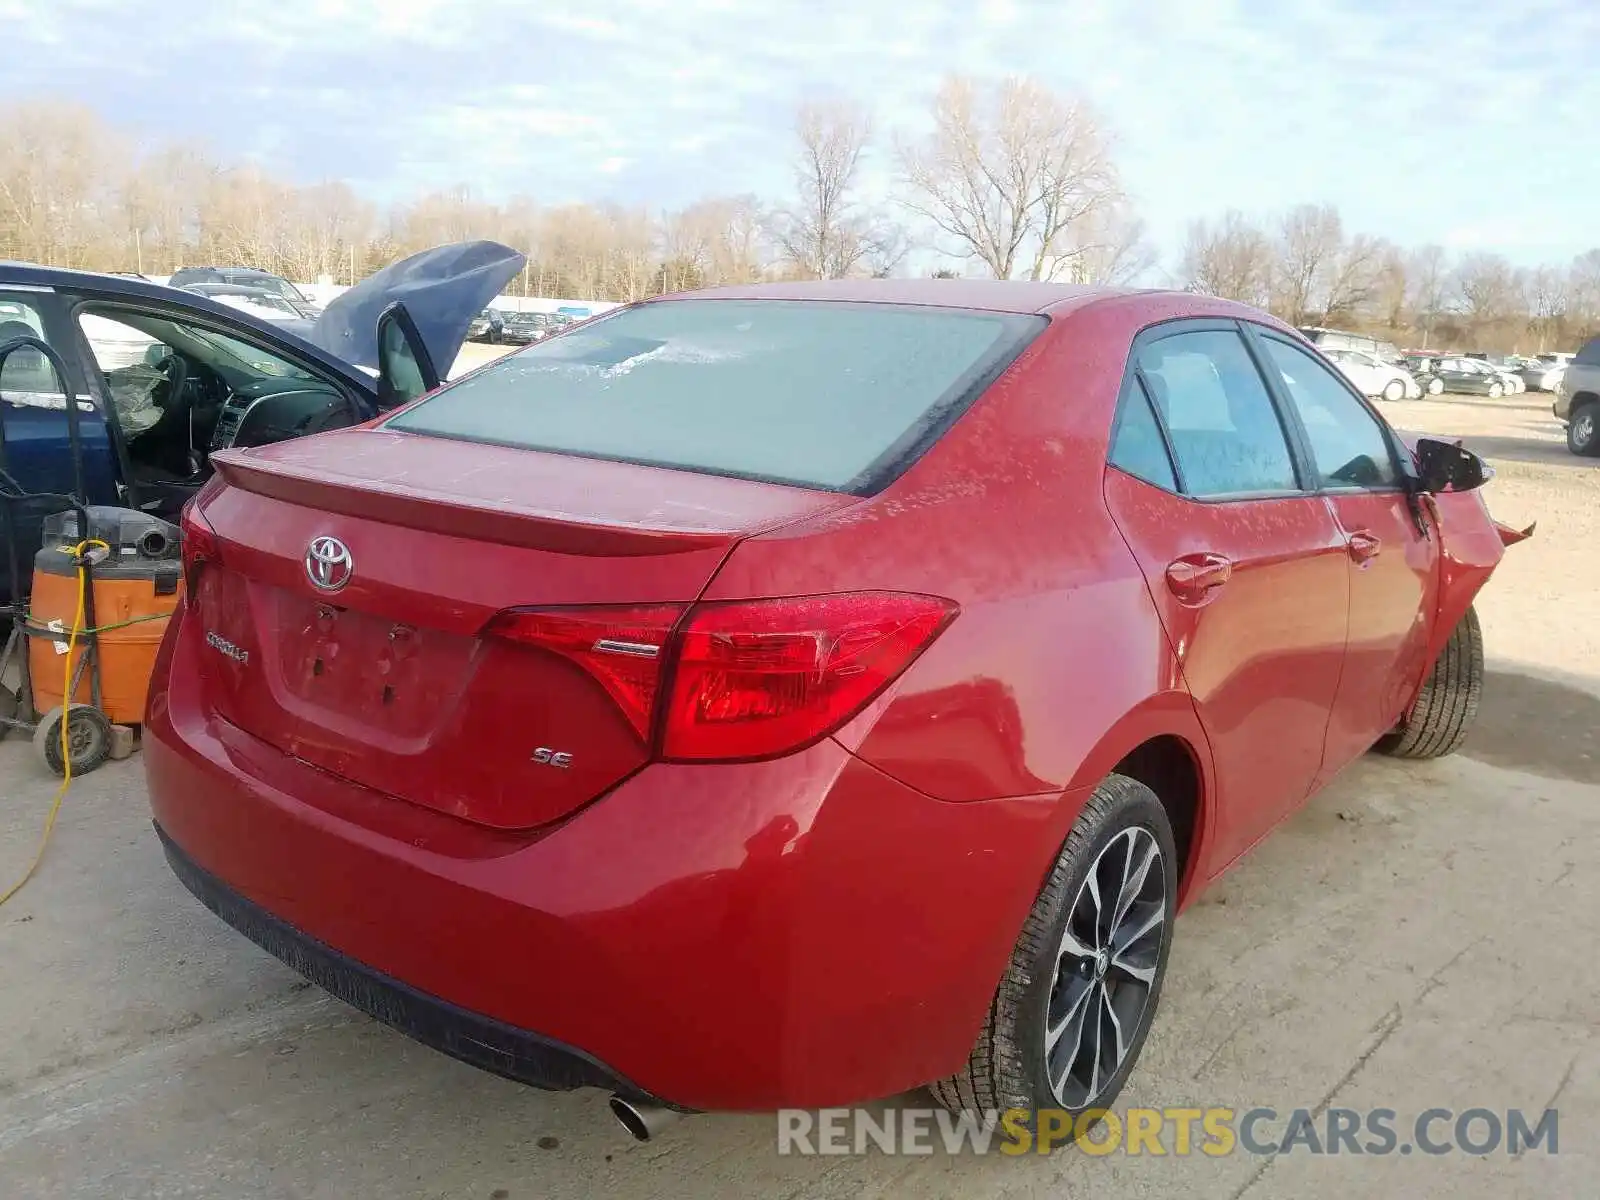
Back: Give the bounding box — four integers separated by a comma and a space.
1553, 338, 1600, 456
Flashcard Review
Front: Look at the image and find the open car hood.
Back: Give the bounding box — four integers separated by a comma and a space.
305, 240, 526, 374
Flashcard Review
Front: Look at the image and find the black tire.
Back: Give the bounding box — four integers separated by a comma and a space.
32, 704, 113, 777
929, 774, 1176, 1123
1487, 382, 1503, 399
1568, 402, 1600, 457
1382, 379, 1405, 402
1427, 377, 1444, 396
1376, 607, 1483, 759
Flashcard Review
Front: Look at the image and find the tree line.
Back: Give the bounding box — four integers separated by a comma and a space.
1, 84, 1593, 352
1182, 206, 1600, 354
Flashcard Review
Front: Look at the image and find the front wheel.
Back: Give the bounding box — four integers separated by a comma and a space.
1487, 382, 1503, 398
930, 775, 1176, 1121
1376, 607, 1483, 759
1569, 403, 1600, 456
1382, 379, 1405, 402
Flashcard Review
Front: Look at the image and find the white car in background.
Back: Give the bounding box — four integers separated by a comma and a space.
1321, 347, 1421, 401
1520, 353, 1572, 392
178, 283, 304, 323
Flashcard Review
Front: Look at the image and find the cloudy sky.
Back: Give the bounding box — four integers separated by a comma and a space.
2, 0, 1594, 272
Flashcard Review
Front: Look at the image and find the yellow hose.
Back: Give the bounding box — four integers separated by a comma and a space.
0, 538, 107, 907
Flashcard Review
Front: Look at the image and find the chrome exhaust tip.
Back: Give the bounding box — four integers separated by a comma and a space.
609, 1095, 683, 1141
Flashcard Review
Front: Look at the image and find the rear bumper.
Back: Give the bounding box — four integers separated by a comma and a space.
144, 600, 1073, 1111
155, 822, 669, 1104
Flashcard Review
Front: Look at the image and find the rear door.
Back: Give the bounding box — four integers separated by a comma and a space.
1104, 321, 1350, 874
1250, 329, 1440, 777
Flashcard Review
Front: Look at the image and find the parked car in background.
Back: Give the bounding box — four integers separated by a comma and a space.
467, 308, 505, 344
1321, 347, 1420, 400
178, 283, 305, 323
1465, 354, 1526, 392
167, 266, 322, 318
1428, 356, 1512, 397
1521, 353, 1572, 392
1298, 326, 1403, 364
1553, 337, 1600, 455
500, 310, 557, 344
1401, 355, 1448, 396
146, 280, 1521, 1133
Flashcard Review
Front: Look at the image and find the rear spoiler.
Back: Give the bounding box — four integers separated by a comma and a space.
209, 451, 734, 557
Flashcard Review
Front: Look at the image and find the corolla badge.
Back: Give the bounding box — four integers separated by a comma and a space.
305, 535, 353, 592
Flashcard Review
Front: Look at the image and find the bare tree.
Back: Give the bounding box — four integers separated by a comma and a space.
1181, 210, 1272, 306
1048, 200, 1153, 285
1371, 243, 1409, 333
897, 75, 1118, 280
1272, 204, 1342, 325
1567, 249, 1600, 330
1526, 265, 1568, 352
1323, 232, 1385, 321
1406, 245, 1451, 348
769, 99, 880, 279
1454, 252, 1520, 339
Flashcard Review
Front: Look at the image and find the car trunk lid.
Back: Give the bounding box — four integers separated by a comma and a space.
190, 429, 854, 829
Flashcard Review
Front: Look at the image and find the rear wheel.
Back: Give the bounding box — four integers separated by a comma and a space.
1568, 403, 1600, 456
1427, 377, 1445, 395
1381, 379, 1405, 402
929, 775, 1176, 1123
1376, 607, 1483, 760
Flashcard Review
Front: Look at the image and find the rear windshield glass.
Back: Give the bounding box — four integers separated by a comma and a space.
1575, 337, 1600, 367
383, 299, 1045, 492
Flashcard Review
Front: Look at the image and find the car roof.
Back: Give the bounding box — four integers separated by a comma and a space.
666, 278, 1148, 316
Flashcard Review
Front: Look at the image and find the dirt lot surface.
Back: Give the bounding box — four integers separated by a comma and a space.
2, 390, 1596, 1198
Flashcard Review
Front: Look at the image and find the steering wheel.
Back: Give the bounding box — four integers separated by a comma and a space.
158, 350, 189, 412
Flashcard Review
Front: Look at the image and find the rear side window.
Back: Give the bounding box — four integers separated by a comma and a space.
1109, 381, 1177, 491
383, 299, 1044, 493
1137, 330, 1299, 497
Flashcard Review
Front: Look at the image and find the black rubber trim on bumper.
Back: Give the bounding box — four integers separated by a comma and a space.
155, 821, 679, 1109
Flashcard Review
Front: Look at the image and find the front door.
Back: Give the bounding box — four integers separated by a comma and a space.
1250, 331, 1441, 777
1104, 322, 1351, 876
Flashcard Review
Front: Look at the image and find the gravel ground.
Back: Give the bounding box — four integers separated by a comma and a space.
0, 389, 1595, 1199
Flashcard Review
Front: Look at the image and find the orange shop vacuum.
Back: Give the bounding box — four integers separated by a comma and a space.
22, 506, 182, 773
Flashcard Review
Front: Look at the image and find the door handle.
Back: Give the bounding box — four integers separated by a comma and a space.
1165, 553, 1233, 603
1347, 530, 1383, 564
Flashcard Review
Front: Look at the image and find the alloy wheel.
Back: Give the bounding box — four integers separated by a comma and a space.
1044, 826, 1167, 1109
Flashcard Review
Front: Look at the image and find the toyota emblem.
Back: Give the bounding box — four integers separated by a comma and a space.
305, 535, 353, 592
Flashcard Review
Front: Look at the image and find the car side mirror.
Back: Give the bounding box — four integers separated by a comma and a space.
1414, 437, 1490, 494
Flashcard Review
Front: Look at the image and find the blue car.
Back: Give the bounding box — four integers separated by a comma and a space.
0, 241, 526, 605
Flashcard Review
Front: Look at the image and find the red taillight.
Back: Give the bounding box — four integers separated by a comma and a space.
484, 605, 685, 740
481, 592, 957, 761
662, 592, 957, 761
180, 498, 221, 594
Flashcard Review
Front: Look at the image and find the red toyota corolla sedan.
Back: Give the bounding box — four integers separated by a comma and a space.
145, 281, 1522, 1132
